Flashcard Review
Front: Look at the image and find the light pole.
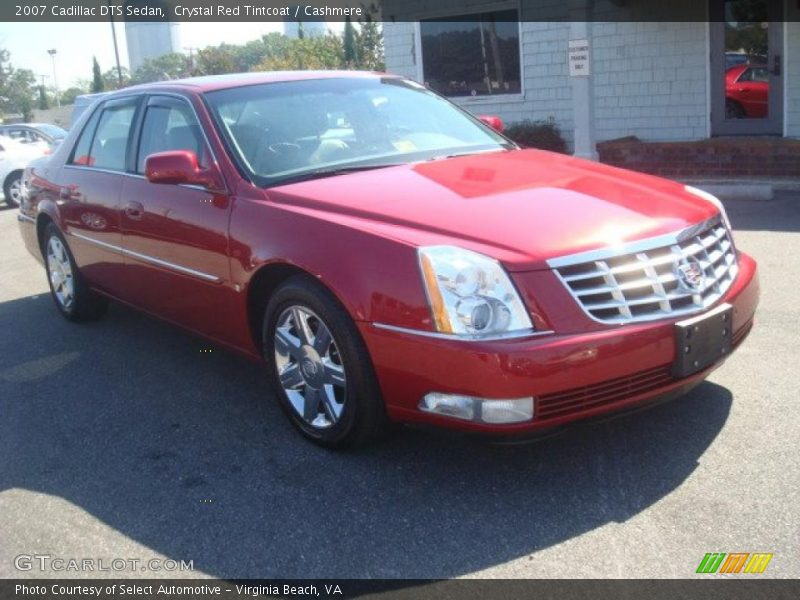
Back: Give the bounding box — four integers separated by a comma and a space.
47, 49, 60, 108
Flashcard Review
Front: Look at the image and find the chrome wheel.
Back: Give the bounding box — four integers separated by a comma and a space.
47, 236, 74, 310
274, 305, 347, 429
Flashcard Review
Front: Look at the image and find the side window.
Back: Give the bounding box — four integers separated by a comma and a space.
90, 105, 136, 171
70, 109, 102, 166
137, 100, 206, 173
70, 102, 136, 170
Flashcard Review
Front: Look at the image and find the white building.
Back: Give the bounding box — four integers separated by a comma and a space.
124, 21, 181, 73
382, 0, 800, 159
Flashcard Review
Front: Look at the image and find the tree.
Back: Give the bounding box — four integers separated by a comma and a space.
343, 17, 358, 66
130, 53, 192, 84
355, 9, 384, 71
91, 57, 104, 93
38, 85, 49, 110
60, 86, 87, 106
102, 66, 130, 90
0, 49, 37, 121
195, 44, 238, 76
254, 34, 344, 71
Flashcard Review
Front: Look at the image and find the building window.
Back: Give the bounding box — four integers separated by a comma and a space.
420, 10, 521, 98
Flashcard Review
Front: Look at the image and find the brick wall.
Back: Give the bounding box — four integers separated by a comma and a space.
597, 137, 800, 179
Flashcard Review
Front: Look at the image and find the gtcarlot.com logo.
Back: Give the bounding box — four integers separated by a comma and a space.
696, 552, 773, 574
14, 554, 193, 573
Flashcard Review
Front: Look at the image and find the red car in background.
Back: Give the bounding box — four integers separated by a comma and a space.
18, 72, 759, 448
726, 64, 770, 119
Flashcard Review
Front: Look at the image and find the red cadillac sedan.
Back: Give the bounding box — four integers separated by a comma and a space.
18, 71, 759, 448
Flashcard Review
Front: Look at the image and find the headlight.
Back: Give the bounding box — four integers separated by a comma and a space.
418, 245, 533, 338
685, 185, 732, 232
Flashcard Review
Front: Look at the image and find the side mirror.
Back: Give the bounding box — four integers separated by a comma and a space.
144, 150, 220, 189
478, 115, 505, 133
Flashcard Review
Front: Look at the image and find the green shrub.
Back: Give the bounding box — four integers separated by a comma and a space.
503, 118, 567, 154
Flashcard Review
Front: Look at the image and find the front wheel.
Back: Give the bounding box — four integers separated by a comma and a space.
43, 223, 108, 321
262, 276, 387, 448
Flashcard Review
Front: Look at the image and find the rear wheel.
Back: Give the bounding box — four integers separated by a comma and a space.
43, 223, 108, 321
3, 171, 23, 208
262, 276, 386, 448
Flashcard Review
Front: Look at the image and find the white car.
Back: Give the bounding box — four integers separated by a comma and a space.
0, 134, 48, 207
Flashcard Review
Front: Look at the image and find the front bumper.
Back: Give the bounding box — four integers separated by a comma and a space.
359, 252, 759, 434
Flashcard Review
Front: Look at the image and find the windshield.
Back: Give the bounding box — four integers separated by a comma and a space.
204, 77, 513, 186
35, 123, 67, 139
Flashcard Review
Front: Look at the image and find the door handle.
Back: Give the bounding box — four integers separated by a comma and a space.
124, 201, 144, 220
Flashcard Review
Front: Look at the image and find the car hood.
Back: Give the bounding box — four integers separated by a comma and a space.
265, 149, 718, 271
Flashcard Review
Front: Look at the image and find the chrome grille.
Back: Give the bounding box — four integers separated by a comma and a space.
549, 218, 739, 324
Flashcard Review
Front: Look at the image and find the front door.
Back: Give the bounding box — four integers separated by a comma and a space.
119, 94, 234, 343
710, 0, 784, 136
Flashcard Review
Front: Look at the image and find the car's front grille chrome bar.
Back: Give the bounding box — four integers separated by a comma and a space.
549, 217, 739, 324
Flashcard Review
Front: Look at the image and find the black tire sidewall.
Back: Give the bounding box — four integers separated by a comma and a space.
262, 276, 382, 447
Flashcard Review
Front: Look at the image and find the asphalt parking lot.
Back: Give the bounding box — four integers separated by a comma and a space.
1, 195, 798, 580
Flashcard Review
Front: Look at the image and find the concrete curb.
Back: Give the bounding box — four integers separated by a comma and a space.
682, 179, 800, 202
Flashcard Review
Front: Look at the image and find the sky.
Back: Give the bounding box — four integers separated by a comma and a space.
0, 21, 343, 91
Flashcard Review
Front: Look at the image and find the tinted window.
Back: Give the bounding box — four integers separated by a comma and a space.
89, 104, 136, 171
136, 101, 206, 173
740, 67, 769, 83
421, 11, 521, 97
70, 109, 102, 166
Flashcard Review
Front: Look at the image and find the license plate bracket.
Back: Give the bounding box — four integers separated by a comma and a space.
672, 303, 733, 378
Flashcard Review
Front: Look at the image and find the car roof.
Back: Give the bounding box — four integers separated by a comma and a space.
118, 70, 396, 95
727, 63, 767, 76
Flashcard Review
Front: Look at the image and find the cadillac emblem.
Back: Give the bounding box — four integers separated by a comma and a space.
674, 257, 705, 291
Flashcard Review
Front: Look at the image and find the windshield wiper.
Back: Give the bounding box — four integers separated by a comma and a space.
425, 146, 515, 162
272, 163, 402, 186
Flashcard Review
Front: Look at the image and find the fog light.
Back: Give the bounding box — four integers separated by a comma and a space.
480, 397, 534, 424
420, 393, 535, 424
419, 393, 475, 421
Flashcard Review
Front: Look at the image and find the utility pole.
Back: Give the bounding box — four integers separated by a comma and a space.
47, 49, 60, 108
108, 1, 124, 86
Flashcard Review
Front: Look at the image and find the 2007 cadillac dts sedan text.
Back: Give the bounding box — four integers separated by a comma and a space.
17, 71, 758, 447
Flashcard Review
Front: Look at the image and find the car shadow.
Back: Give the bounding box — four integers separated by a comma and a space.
0, 294, 732, 578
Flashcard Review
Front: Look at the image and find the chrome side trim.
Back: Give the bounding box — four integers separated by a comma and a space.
63, 164, 125, 177
372, 322, 554, 342
17, 213, 36, 224
69, 231, 222, 283
546, 215, 722, 269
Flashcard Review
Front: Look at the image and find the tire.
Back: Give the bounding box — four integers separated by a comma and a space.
42, 223, 108, 322
262, 275, 387, 448
726, 99, 745, 120
3, 171, 24, 208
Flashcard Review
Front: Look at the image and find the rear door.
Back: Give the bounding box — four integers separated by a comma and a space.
59, 96, 142, 296
119, 94, 235, 341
